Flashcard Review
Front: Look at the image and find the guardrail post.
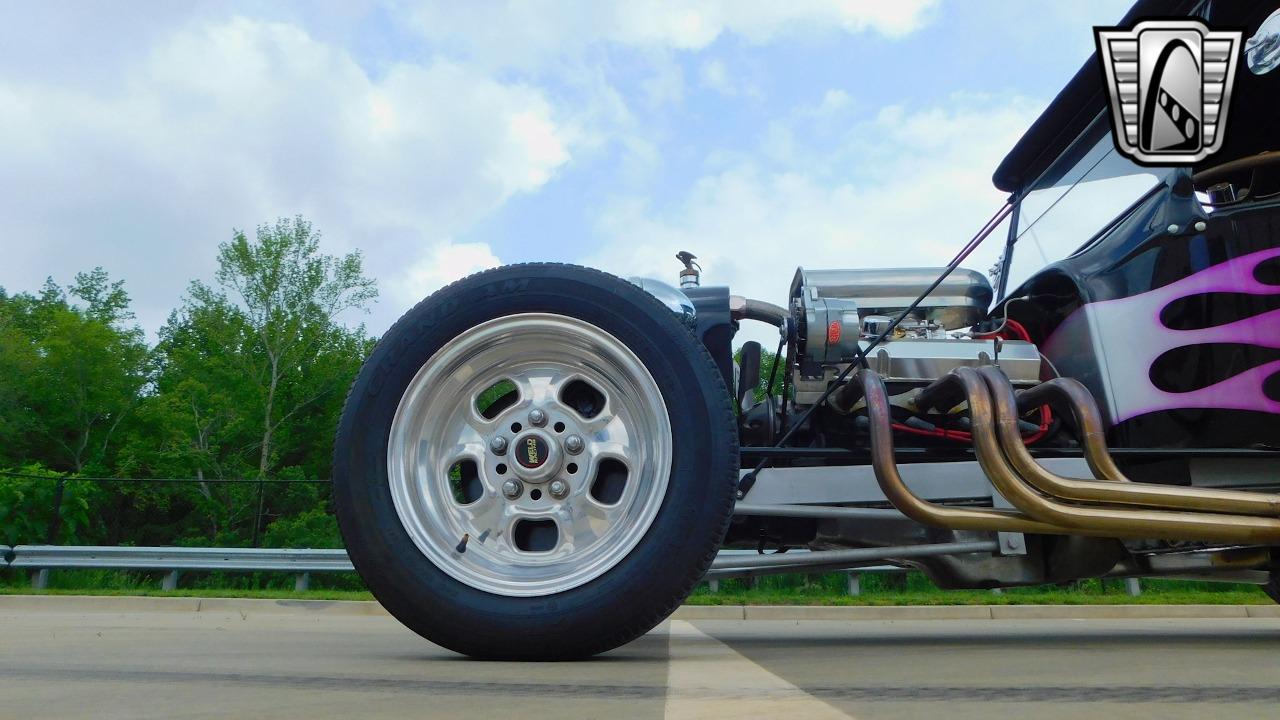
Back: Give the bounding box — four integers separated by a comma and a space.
162, 570, 181, 591
31, 569, 49, 590
846, 572, 861, 596
295, 572, 311, 592
707, 579, 720, 593
1125, 578, 1142, 597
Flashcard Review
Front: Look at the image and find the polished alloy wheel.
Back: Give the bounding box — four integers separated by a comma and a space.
386, 312, 673, 596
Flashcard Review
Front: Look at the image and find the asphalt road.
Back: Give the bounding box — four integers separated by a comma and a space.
3, 603, 1280, 719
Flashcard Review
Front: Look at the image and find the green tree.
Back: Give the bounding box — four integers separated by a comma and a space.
184, 216, 376, 544
0, 271, 150, 543
735, 345, 789, 405
0, 465, 102, 546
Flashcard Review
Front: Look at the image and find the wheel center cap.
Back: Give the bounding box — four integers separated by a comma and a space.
510, 429, 559, 482
515, 434, 550, 469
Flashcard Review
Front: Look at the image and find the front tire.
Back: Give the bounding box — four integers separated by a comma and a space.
333, 264, 737, 659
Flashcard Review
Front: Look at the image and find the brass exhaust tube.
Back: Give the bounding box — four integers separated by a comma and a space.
1015, 378, 1126, 482
917, 368, 1280, 544
845, 370, 1068, 536
978, 366, 1280, 517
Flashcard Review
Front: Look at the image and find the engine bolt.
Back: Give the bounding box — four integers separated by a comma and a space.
549, 479, 569, 499
565, 435, 584, 454
529, 408, 547, 426
489, 436, 508, 455
501, 479, 522, 500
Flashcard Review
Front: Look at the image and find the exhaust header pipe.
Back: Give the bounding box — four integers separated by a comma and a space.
837, 368, 1280, 544
913, 368, 1280, 544
979, 367, 1280, 517
842, 370, 1069, 536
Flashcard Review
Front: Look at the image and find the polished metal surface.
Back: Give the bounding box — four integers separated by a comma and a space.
922, 368, 1280, 544
627, 276, 696, 323
796, 295, 862, 363
981, 367, 1280, 516
387, 313, 672, 597
731, 503, 907, 521
6, 544, 926, 587
7, 545, 354, 572
735, 459, 1088, 506
866, 338, 1039, 384
850, 369, 1069, 535
1015, 377, 1126, 481
707, 540, 999, 571
791, 266, 993, 329
707, 559, 907, 580
793, 337, 1040, 406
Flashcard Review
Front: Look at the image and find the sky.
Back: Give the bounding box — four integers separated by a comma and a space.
0, 0, 1136, 346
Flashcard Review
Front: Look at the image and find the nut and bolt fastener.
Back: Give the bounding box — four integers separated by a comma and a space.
565, 435, 585, 454
549, 479, 569, 499
501, 479, 522, 499
489, 436, 508, 455
529, 409, 547, 426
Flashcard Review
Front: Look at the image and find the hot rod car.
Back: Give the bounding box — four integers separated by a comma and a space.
332, 0, 1280, 659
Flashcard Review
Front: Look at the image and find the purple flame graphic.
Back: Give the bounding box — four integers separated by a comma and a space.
1043, 246, 1280, 423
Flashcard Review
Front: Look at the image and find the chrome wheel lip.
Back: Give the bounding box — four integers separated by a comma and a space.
387, 312, 673, 597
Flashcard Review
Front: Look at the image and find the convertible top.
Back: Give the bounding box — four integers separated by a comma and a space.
991, 0, 1200, 193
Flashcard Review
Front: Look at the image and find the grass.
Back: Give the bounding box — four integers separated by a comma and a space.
0, 585, 373, 601
2, 567, 1273, 605
686, 572, 1272, 606
685, 588, 1270, 606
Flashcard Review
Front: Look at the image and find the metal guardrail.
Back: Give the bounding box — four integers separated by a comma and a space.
4, 545, 1144, 597
4, 545, 915, 595
9, 545, 352, 591
9, 545, 353, 572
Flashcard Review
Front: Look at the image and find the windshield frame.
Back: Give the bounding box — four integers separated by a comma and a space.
996, 111, 1179, 301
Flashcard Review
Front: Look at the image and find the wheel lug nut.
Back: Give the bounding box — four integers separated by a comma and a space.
501, 479, 523, 500
565, 435, 584, 454
489, 436, 508, 455
529, 409, 547, 426
549, 479, 569, 499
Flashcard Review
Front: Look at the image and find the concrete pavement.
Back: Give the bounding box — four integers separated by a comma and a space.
2, 596, 1279, 719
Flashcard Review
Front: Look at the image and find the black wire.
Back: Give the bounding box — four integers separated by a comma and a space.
764, 333, 785, 398
737, 200, 1014, 497
779, 338, 792, 429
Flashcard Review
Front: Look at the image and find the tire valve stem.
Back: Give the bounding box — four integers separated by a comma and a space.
455, 533, 470, 554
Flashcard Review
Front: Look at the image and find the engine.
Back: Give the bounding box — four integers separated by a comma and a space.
788, 267, 1041, 408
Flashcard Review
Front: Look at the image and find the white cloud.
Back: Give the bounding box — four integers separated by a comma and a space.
408, 1, 938, 69
392, 242, 503, 306
698, 58, 761, 99
0, 15, 570, 335
812, 89, 852, 117
585, 95, 1042, 348
699, 59, 733, 94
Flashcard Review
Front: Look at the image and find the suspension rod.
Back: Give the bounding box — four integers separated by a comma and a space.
708, 540, 999, 571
